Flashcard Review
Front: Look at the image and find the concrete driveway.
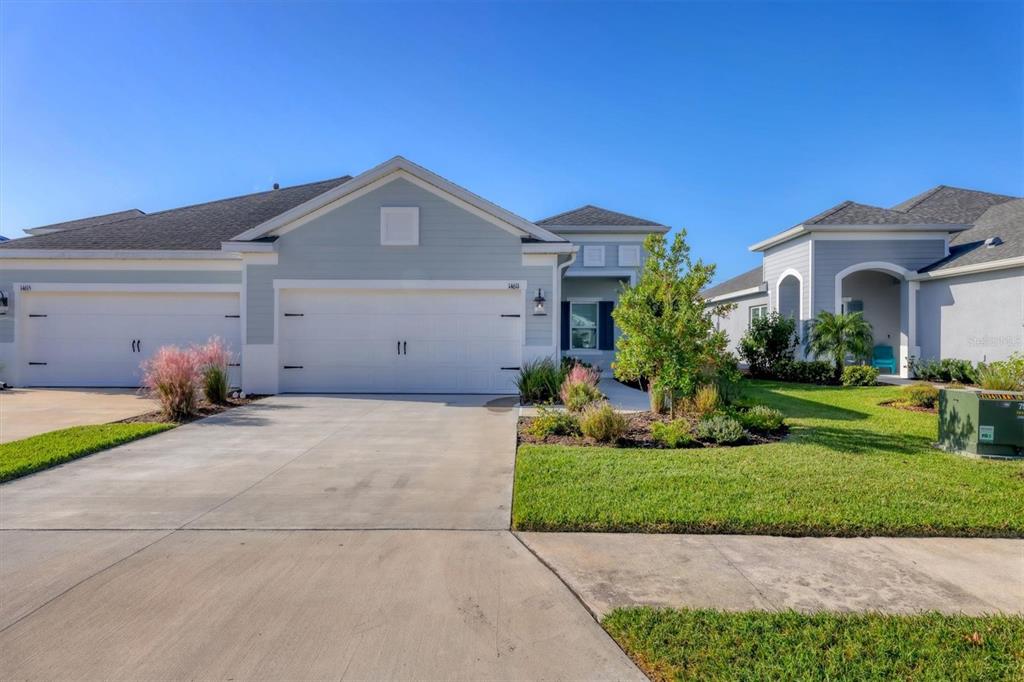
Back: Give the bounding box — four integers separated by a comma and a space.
0, 388, 157, 443
0, 395, 641, 680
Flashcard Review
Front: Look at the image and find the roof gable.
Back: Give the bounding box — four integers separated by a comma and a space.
802, 201, 948, 226
893, 185, 1017, 224
232, 156, 567, 244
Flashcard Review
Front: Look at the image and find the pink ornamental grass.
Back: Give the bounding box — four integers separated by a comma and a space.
564, 363, 600, 388
193, 336, 232, 404
141, 345, 201, 420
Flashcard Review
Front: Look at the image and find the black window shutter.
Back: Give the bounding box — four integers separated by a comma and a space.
598, 301, 614, 350
560, 301, 571, 350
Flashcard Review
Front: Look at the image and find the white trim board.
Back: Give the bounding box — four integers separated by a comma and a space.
705, 286, 767, 304
15, 283, 242, 294
272, 279, 526, 291
832, 261, 914, 314
0, 249, 238, 261
231, 157, 567, 244
0, 258, 243, 271
912, 256, 1024, 280
749, 223, 968, 252
774, 268, 805, 339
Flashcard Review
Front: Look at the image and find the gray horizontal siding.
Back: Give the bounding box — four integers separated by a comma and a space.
0, 269, 240, 343
711, 291, 770, 355
762, 237, 808, 318
561, 276, 629, 371
565, 240, 646, 276
813, 239, 946, 314
246, 178, 554, 346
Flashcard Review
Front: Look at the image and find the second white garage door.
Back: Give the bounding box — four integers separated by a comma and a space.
278, 287, 522, 394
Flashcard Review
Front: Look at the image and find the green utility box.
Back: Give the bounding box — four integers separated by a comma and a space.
938, 388, 1024, 459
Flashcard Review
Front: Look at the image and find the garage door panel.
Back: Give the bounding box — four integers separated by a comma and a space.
22, 292, 241, 388
279, 287, 521, 394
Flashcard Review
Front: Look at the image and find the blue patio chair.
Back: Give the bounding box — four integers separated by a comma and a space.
871, 345, 897, 374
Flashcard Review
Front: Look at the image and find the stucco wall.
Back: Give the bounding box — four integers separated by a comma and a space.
842, 269, 901, 351
917, 267, 1024, 363
244, 177, 554, 347
711, 291, 769, 356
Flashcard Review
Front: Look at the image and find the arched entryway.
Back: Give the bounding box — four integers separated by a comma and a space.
775, 269, 803, 343
834, 262, 916, 378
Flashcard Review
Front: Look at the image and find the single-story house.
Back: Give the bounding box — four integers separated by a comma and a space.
704, 185, 1024, 377
0, 157, 666, 393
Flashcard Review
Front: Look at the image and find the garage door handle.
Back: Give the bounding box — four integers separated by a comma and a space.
131, 339, 137, 353
397, 341, 401, 355
403, 341, 407, 355
501, 367, 521, 371
500, 314, 520, 318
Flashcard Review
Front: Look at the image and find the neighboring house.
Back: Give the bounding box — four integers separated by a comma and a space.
0, 157, 665, 393
705, 185, 1024, 377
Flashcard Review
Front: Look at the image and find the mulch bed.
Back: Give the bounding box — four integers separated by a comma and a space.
118, 395, 264, 426
878, 399, 937, 414
518, 411, 786, 449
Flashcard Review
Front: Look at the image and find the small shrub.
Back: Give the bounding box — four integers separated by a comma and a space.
692, 384, 720, 417
561, 381, 604, 412
976, 354, 1024, 391
842, 365, 879, 387
649, 385, 670, 414
739, 405, 785, 432
527, 406, 580, 438
738, 311, 798, 377
516, 358, 565, 404
194, 337, 232, 404
774, 359, 837, 385
651, 420, 694, 448
141, 345, 200, 420
695, 414, 746, 444
579, 402, 629, 443
911, 357, 979, 384
901, 383, 940, 408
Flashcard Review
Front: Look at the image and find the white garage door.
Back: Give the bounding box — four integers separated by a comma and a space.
278, 288, 522, 394
21, 291, 242, 387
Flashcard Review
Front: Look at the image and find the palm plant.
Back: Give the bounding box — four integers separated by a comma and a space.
804, 311, 874, 381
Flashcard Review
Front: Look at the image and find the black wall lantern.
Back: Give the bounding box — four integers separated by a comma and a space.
532, 288, 547, 316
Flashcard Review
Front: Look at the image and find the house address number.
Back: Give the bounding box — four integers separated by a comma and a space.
507, 283, 520, 289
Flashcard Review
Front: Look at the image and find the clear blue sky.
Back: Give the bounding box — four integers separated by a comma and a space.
2, 1, 1021, 283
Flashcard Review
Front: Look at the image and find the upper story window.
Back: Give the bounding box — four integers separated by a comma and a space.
749, 304, 768, 326
380, 207, 419, 246
618, 245, 641, 267
582, 245, 605, 267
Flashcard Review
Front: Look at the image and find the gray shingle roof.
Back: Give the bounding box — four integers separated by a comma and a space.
702, 265, 765, 299
922, 198, 1024, 272
802, 201, 949, 226
892, 185, 1017, 224
536, 204, 666, 228
25, 208, 145, 234
0, 177, 352, 251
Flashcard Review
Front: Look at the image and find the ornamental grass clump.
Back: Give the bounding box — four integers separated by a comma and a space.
560, 363, 603, 412
194, 336, 232, 404
515, 358, 565, 404
141, 345, 201, 421
579, 402, 629, 444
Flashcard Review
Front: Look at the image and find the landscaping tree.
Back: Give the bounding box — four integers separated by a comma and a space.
738, 311, 798, 377
804, 310, 874, 381
612, 231, 734, 414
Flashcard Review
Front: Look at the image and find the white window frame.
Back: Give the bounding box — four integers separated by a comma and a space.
617, 244, 641, 267
569, 299, 600, 352
380, 207, 420, 246
582, 245, 606, 267
749, 304, 768, 326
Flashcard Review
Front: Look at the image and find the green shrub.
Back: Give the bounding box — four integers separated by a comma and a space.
561, 356, 594, 371
516, 358, 565, 404
651, 420, 694, 448
561, 381, 603, 412
695, 414, 746, 444
579, 402, 629, 443
773, 359, 837, 385
900, 383, 940, 408
976, 353, 1024, 391
737, 311, 798, 377
738, 405, 784, 432
527, 406, 580, 438
912, 357, 979, 384
841, 365, 879, 387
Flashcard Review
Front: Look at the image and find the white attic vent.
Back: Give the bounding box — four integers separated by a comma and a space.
380, 207, 419, 246
984, 236, 1003, 248
583, 245, 606, 267
618, 245, 641, 267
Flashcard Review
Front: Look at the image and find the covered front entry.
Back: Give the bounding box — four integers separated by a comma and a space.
277, 284, 523, 393
835, 263, 916, 377
18, 290, 241, 387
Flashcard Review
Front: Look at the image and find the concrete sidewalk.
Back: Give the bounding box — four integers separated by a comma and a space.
519, 532, 1024, 617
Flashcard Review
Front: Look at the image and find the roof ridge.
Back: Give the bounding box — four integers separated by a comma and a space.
897, 185, 946, 213
806, 200, 854, 224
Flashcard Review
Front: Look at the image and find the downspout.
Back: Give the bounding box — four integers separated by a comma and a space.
555, 248, 579, 359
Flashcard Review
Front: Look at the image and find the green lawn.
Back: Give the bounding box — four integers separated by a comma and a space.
0, 423, 174, 482
603, 607, 1024, 682
513, 382, 1024, 536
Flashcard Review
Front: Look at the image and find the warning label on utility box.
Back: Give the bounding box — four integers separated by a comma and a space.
979, 425, 995, 442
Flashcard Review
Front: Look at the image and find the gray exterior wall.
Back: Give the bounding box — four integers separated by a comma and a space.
842, 270, 901, 350
711, 291, 769, 355
917, 267, 1024, 363
561, 276, 628, 371
245, 178, 554, 346
564, 239, 646, 277
812, 239, 946, 314
0, 269, 240, 343
763, 237, 808, 317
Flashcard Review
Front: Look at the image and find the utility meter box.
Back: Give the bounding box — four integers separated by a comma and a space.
938, 389, 1024, 459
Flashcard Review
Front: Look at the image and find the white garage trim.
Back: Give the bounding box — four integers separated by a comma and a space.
14, 283, 242, 293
